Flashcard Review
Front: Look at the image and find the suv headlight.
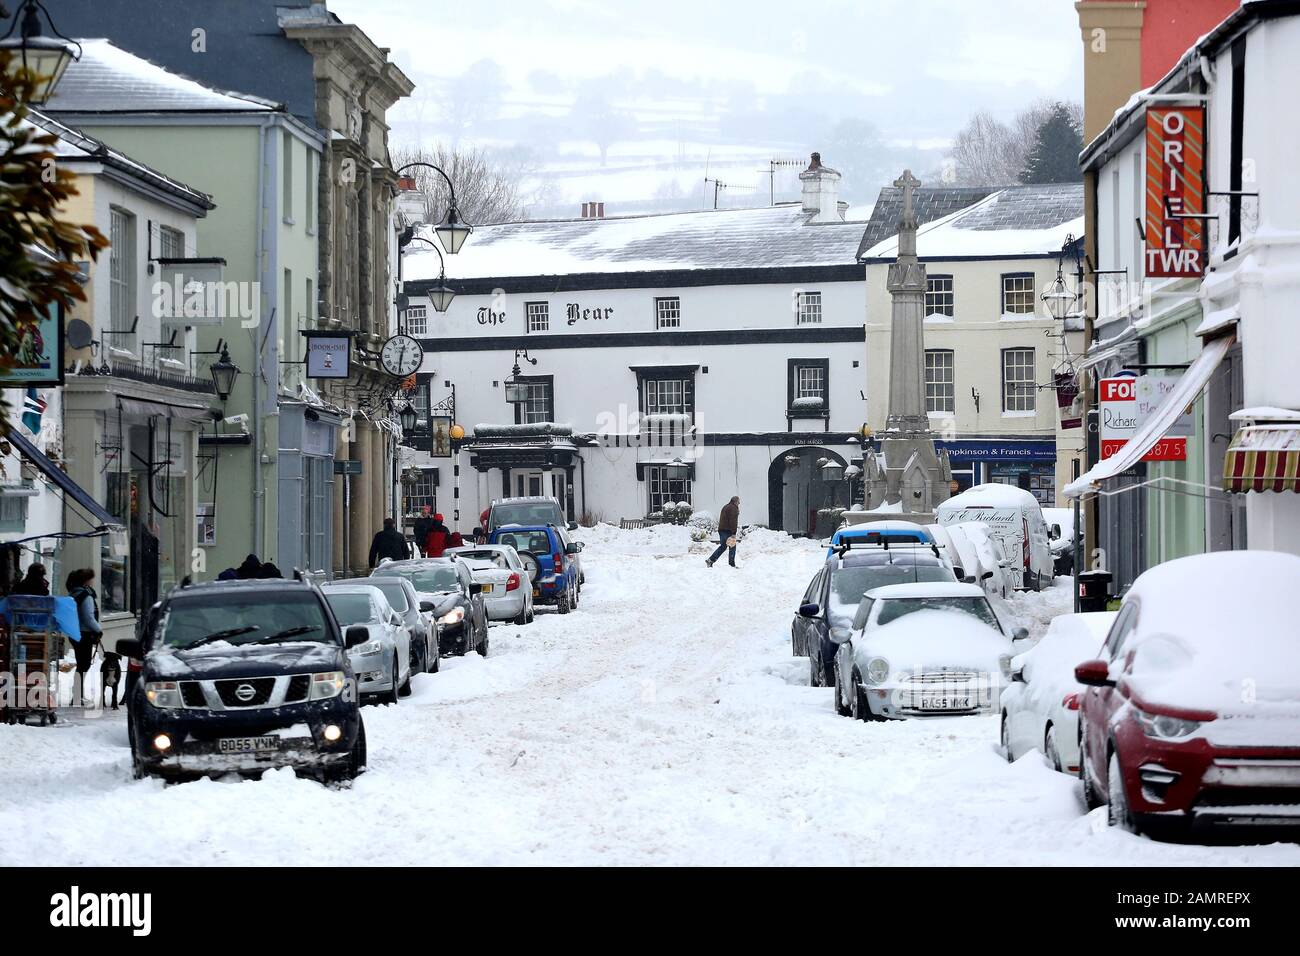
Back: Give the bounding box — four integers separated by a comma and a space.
1135, 708, 1202, 740
144, 681, 183, 709
439, 606, 465, 625
866, 657, 890, 684
351, 640, 382, 656
309, 671, 346, 700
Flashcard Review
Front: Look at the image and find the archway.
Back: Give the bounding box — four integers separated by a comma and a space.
766, 446, 848, 536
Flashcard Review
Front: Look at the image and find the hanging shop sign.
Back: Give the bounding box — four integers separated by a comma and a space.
1099, 374, 1190, 461
1144, 106, 1206, 278
0, 302, 63, 387
304, 332, 352, 379
428, 415, 453, 458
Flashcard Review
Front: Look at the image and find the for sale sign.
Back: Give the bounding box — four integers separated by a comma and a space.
1099, 374, 1190, 461
1145, 106, 1206, 278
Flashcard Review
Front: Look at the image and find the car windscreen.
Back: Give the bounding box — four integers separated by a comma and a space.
830, 565, 953, 626
875, 596, 1000, 630
158, 592, 332, 649
366, 579, 408, 612
495, 531, 552, 555
493, 503, 561, 527
325, 593, 378, 626
376, 565, 461, 593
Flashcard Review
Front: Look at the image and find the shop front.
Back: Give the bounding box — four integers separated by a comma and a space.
936, 439, 1058, 505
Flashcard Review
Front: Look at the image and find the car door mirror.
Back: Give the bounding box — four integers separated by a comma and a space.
1074, 658, 1115, 688
567, 521, 579, 531
564, 543, 579, 555
798, 602, 820, 618
1012, 627, 1029, 642
116, 638, 144, 659
344, 625, 370, 649
952, 565, 964, 580
981, 570, 994, 581
419, 600, 435, 613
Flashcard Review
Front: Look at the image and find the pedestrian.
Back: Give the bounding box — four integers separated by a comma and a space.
412, 505, 434, 558
234, 554, 262, 579
13, 562, 49, 595
448, 530, 463, 549
66, 568, 102, 706
472, 526, 487, 545
706, 496, 741, 569
368, 517, 410, 568
425, 512, 450, 557
256, 562, 284, 579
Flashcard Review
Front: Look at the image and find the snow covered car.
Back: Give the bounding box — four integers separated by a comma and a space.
119, 578, 367, 783
1042, 507, 1077, 576
488, 495, 577, 533
371, 558, 489, 656
1075, 551, 1300, 836
490, 525, 582, 614
363, 575, 441, 674
1001, 611, 1116, 773
824, 520, 933, 558
930, 521, 1013, 599
446, 544, 534, 624
936, 484, 1053, 591
795, 548, 956, 688
322, 584, 412, 704
832, 583, 1028, 721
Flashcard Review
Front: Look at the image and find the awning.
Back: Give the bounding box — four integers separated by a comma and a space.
4, 428, 124, 531
1224, 425, 1300, 493
1064, 334, 1236, 498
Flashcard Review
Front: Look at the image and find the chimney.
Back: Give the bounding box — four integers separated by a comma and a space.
799, 152, 843, 223
581, 201, 606, 219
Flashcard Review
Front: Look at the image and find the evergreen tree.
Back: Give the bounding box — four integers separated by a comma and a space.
1019, 102, 1084, 184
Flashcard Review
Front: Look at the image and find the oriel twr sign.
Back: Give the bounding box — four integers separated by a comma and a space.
1145, 106, 1205, 278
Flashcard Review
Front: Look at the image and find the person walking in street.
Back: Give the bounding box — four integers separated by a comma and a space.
425, 512, 451, 557
369, 518, 411, 568
706, 496, 741, 568
234, 554, 262, 579
412, 505, 434, 557
66, 568, 102, 706
13, 562, 49, 595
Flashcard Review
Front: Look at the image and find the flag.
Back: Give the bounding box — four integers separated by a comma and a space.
21, 389, 45, 435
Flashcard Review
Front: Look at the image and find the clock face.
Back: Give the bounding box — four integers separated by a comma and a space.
380, 334, 422, 377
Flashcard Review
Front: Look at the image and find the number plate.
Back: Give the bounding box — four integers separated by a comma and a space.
917, 696, 972, 711
533, 588, 540, 598
217, 736, 280, 754
481, 583, 494, 594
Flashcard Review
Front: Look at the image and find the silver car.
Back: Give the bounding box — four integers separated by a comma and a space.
364, 575, 441, 673
321, 584, 412, 705
446, 544, 534, 624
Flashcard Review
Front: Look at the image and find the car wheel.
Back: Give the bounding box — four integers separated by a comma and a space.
1045, 725, 1063, 773
808, 652, 821, 687
477, 624, 490, 657
558, 586, 572, 614
398, 662, 412, 698
822, 659, 836, 689
1080, 736, 1103, 809
1000, 713, 1014, 762
833, 665, 850, 717
429, 641, 440, 673
384, 654, 400, 705
848, 669, 866, 721
1107, 749, 1138, 833
572, 578, 580, 607
128, 719, 145, 780
514, 607, 528, 625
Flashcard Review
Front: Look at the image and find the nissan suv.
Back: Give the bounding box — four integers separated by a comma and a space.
120, 578, 369, 784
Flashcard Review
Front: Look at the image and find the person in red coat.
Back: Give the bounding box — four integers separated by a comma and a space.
425, 513, 450, 557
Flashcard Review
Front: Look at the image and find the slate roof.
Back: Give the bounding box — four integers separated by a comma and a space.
855, 187, 996, 260
45, 38, 280, 113
402, 203, 873, 283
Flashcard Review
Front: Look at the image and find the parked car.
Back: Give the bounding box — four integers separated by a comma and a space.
936, 484, 1054, 590
120, 578, 367, 783
361, 575, 440, 674
795, 549, 957, 687
371, 558, 489, 657
951, 521, 1015, 599
322, 584, 412, 704
1042, 507, 1077, 576
489, 525, 583, 614
1001, 611, 1117, 773
825, 520, 933, 558
1075, 551, 1300, 836
487, 496, 577, 533
832, 582, 1029, 721
446, 544, 534, 624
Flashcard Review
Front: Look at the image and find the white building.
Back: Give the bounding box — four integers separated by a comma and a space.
401, 155, 874, 535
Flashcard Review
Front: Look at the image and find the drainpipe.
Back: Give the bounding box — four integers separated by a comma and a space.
252, 114, 275, 558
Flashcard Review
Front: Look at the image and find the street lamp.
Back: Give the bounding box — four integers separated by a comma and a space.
662, 457, 691, 479
396, 161, 473, 254
821, 459, 845, 482
1041, 233, 1080, 321
398, 402, 418, 432
0, 0, 81, 104
399, 231, 456, 312
209, 346, 241, 401
504, 348, 538, 405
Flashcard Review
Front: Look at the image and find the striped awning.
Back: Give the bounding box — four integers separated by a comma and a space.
1224, 425, 1300, 493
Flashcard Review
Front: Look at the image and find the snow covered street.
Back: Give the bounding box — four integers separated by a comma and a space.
3, 526, 1298, 867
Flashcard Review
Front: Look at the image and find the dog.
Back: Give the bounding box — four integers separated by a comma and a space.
100, 652, 122, 710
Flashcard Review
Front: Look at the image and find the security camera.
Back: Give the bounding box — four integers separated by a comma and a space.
223, 414, 250, 433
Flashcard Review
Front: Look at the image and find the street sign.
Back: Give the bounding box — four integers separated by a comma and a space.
1099, 373, 1190, 461
1144, 106, 1206, 278
333, 459, 363, 475
304, 332, 352, 379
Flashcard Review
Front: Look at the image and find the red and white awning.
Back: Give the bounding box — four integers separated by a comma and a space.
1224, 425, 1300, 493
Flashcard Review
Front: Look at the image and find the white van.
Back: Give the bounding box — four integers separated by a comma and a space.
936, 484, 1054, 591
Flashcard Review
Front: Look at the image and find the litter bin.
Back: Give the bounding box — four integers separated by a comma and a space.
1077, 569, 1113, 613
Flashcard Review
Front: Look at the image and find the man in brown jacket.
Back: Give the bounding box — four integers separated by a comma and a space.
706, 496, 741, 568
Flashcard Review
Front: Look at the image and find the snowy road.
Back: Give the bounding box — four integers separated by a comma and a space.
3, 525, 1297, 866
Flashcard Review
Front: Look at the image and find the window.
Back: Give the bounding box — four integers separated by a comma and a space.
512, 376, 554, 424
196, 503, 216, 546
925, 349, 954, 413
644, 378, 691, 416
411, 376, 430, 421
158, 225, 185, 259
526, 301, 549, 333
282, 131, 294, 222
655, 296, 681, 329
0, 482, 33, 532
306, 278, 314, 326
405, 303, 428, 336
788, 358, 829, 416
1002, 348, 1036, 413
305, 151, 316, 233
925, 275, 954, 317
646, 464, 692, 514
109, 207, 136, 335
796, 291, 822, 325
1001, 273, 1036, 315
404, 469, 437, 513
284, 268, 293, 325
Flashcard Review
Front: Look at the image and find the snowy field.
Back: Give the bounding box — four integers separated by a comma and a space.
2, 525, 1297, 867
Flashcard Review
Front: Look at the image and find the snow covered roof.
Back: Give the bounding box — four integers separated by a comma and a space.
861, 184, 1084, 261
855, 186, 995, 259
941, 483, 1043, 511
44, 38, 280, 113
402, 203, 870, 283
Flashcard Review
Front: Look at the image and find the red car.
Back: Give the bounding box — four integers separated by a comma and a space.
1075, 550, 1300, 837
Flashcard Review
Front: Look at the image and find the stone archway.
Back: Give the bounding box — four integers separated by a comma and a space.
767, 446, 848, 536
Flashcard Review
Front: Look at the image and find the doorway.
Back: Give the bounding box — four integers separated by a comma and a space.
767, 447, 847, 536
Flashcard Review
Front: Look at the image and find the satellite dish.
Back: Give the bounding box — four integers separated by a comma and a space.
66, 318, 94, 350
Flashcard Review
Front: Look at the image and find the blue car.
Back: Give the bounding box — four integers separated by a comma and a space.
826, 521, 933, 558
489, 525, 583, 614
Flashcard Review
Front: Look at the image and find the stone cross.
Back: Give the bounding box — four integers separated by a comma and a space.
894, 169, 920, 229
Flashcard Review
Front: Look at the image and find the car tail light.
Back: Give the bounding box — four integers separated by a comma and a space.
506, 573, 520, 592
553, 551, 563, 572
1062, 692, 1079, 711
1022, 517, 1030, 568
